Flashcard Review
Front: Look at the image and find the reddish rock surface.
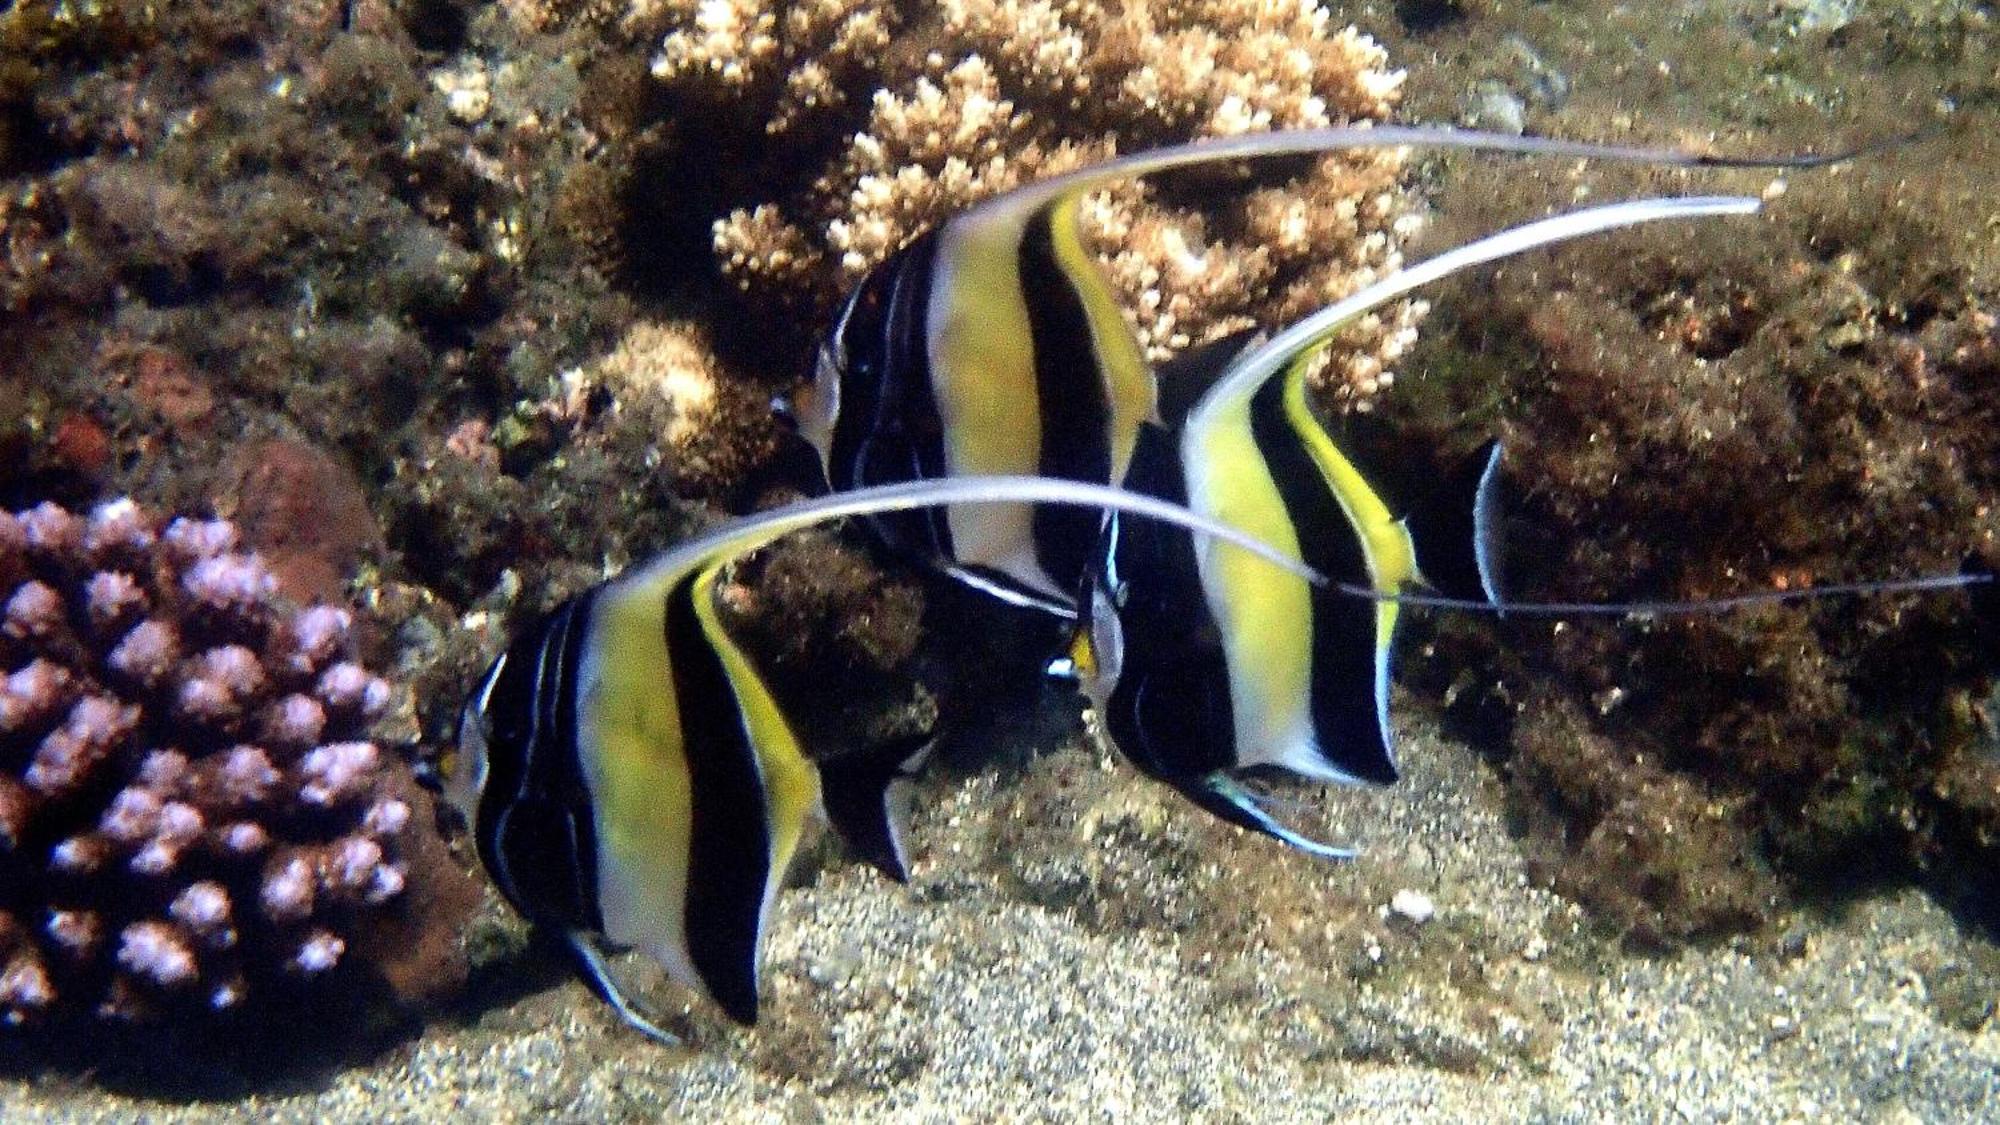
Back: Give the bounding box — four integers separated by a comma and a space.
218, 440, 383, 607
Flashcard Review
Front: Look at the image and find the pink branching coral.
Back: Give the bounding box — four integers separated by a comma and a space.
0, 498, 422, 1024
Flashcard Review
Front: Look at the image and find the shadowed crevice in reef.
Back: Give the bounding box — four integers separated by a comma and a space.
0, 927, 577, 1101
0, 984, 426, 1101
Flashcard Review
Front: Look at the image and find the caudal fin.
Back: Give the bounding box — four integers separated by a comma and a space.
1969, 555, 1999, 674
818, 733, 937, 883
1405, 439, 1506, 605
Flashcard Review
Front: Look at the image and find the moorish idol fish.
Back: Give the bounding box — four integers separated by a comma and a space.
786, 125, 1890, 617
1075, 193, 1996, 856
1072, 195, 1765, 855
444, 476, 1322, 1040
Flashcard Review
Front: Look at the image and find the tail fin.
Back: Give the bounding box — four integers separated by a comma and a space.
818, 733, 936, 883
1405, 440, 1506, 605
1968, 556, 1998, 674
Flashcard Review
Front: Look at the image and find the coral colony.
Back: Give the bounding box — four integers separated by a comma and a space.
0, 498, 413, 1023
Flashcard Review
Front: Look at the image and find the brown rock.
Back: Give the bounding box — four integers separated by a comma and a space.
127, 347, 215, 430
49, 413, 111, 475
343, 775, 483, 1008
219, 439, 384, 606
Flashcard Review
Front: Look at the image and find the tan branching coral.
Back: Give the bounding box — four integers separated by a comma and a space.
582, 320, 726, 447
552, 319, 781, 496
646, 0, 1423, 405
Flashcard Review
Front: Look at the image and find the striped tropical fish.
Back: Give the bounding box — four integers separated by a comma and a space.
1073, 196, 1760, 855
1074, 192, 1994, 855
445, 476, 1321, 1039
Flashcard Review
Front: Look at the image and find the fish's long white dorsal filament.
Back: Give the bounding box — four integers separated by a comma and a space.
619, 476, 1328, 594
975, 124, 1833, 226
1339, 571, 1994, 616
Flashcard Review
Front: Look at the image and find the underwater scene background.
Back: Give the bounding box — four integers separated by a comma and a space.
2, 0, 1997, 1118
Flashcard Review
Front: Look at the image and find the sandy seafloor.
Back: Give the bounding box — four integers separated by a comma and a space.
7, 708, 1999, 1121
6, 0, 2000, 1119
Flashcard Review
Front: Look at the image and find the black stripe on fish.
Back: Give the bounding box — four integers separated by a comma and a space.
665, 572, 772, 1026
1247, 375, 1397, 784
825, 231, 955, 564
1020, 203, 1115, 598
476, 591, 604, 935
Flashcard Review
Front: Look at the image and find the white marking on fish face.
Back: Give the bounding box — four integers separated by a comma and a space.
794, 289, 857, 469
445, 653, 505, 827
1078, 580, 1126, 725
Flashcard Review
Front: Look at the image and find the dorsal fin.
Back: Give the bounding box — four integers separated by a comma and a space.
975, 125, 1884, 228
1185, 196, 1763, 433
1155, 329, 1264, 430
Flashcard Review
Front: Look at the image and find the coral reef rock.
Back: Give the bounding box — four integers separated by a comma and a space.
0, 497, 454, 1025
1391, 156, 2000, 942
